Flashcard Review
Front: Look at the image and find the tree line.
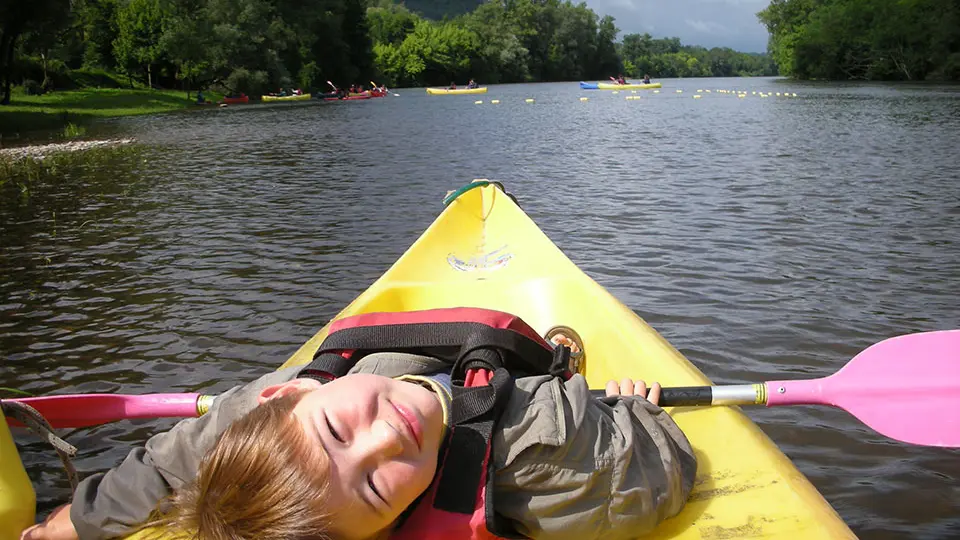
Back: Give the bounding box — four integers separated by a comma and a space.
758, 0, 959, 81
1, 0, 777, 104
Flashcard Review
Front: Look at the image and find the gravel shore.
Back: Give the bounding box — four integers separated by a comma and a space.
0, 138, 136, 161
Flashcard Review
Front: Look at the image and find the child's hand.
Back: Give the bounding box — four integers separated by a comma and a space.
605, 379, 662, 405
19, 504, 78, 540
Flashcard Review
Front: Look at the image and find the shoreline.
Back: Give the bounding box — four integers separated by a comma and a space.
0, 88, 217, 138
0, 138, 137, 162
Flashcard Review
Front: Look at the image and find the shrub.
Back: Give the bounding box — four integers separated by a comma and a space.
23, 79, 42, 95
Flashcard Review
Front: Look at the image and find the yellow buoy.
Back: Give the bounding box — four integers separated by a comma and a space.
776, 92, 781, 96
653, 90, 660, 93
738, 94, 745, 98
579, 97, 589, 102
491, 100, 500, 104
631, 90, 637, 94
706, 89, 711, 93
676, 89, 683, 93
697, 89, 703, 93
612, 91, 619, 94
474, 100, 483, 104
525, 98, 534, 103
693, 95, 702, 99
793, 93, 798, 97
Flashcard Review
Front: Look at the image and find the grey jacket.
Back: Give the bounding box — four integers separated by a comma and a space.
71, 353, 696, 539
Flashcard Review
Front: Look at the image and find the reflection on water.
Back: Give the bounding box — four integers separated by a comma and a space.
2, 78, 959, 538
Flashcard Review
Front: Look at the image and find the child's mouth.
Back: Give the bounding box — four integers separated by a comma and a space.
390, 401, 423, 451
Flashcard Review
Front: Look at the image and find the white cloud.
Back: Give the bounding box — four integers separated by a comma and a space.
685, 19, 730, 35
582, 0, 771, 52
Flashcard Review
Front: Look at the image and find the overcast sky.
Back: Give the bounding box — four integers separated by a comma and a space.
584, 0, 772, 53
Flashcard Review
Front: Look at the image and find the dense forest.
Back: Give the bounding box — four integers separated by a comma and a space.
0, 0, 775, 104
758, 0, 960, 80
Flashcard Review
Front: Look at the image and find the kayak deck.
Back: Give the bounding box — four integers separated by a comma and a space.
426, 87, 488, 95
597, 82, 662, 90
261, 93, 311, 102
281, 183, 854, 539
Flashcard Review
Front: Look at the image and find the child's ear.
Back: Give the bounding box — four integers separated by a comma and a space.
257, 378, 323, 404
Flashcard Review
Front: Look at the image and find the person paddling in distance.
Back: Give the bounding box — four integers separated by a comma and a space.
22, 313, 696, 540
448, 81, 457, 90
642, 74, 651, 84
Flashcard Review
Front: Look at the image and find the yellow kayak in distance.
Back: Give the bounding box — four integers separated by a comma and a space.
7, 181, 854, 539
597, 82, 662, 90
426, 87, 488, 95
260, 93, 312, 102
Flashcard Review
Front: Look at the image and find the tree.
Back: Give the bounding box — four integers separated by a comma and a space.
0, 0, 72, 103
113, 0, 169, 87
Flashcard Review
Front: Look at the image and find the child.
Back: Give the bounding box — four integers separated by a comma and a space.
24, 334, 696, 540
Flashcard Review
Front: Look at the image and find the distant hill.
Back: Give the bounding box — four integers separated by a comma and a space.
399, 0, 483, 20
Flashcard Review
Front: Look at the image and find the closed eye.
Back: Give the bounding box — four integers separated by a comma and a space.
368, 475, 387, 505
325, 413, 344, 443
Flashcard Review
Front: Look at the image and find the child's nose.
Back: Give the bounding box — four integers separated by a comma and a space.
360, 419, 405, 460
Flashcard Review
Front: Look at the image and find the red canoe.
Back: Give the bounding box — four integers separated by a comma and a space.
220, 95, 249, 105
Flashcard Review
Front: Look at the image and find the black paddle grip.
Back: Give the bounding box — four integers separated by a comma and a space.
590, 386, 713, 407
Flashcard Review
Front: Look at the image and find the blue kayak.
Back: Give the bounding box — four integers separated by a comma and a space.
579, 82, 598, 90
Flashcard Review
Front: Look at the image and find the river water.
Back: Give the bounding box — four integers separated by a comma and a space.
2, 78, 959, 538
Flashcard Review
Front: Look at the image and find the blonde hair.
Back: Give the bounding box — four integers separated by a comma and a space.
147, 391, 334, 540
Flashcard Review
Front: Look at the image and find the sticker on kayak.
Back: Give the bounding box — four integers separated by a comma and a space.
447, 245, 513, 272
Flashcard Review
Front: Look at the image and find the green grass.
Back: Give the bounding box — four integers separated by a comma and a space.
0, 87, 223, 137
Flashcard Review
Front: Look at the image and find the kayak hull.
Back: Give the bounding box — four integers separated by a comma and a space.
219, 96, 249, 105
1, 421, 34, 539
323, 94, 372, 101
277, 182, 855, 540
261, 93, 312, 102
597, 82, 662, 90
579, 82, 599, 89
426, 87, 488, 95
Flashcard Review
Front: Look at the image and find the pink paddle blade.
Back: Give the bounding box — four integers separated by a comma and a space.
5, 393, 203, 429
767, 330, 960, 447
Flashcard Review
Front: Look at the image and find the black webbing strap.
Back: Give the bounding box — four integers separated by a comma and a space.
433, 368, 513, 515
303, 322, 556, 380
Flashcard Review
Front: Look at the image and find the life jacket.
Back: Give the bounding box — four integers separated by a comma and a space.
296, 307, 575, 539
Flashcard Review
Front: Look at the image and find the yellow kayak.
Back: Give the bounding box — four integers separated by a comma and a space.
279, 181, 854, 538
426, 87, 488, 95
7, 181, 855, 539
260, 93, 311, 102
1, 421, 34, 538
597, 82, 662, 90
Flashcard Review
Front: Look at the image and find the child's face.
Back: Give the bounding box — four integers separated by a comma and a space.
264, 374, 445, 538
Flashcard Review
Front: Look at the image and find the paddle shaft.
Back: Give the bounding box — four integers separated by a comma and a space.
5, 393, 215, 429
590, 384, 768, 407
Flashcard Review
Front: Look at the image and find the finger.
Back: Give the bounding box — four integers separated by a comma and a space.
619, 378, 634, 396
634, 380, 648, 397
605, 380, 620, 397
648, 382, 662, 406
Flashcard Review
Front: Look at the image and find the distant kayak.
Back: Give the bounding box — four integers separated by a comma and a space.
579, 82, 599, 90
426, 87, 488, 95
323, 94, 372, 102
597, 82, 661, 90
261, 93, 311, 102
219, 95, 249, 105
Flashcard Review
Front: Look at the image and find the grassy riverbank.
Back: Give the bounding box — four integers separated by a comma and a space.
0, 88, 221, 137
